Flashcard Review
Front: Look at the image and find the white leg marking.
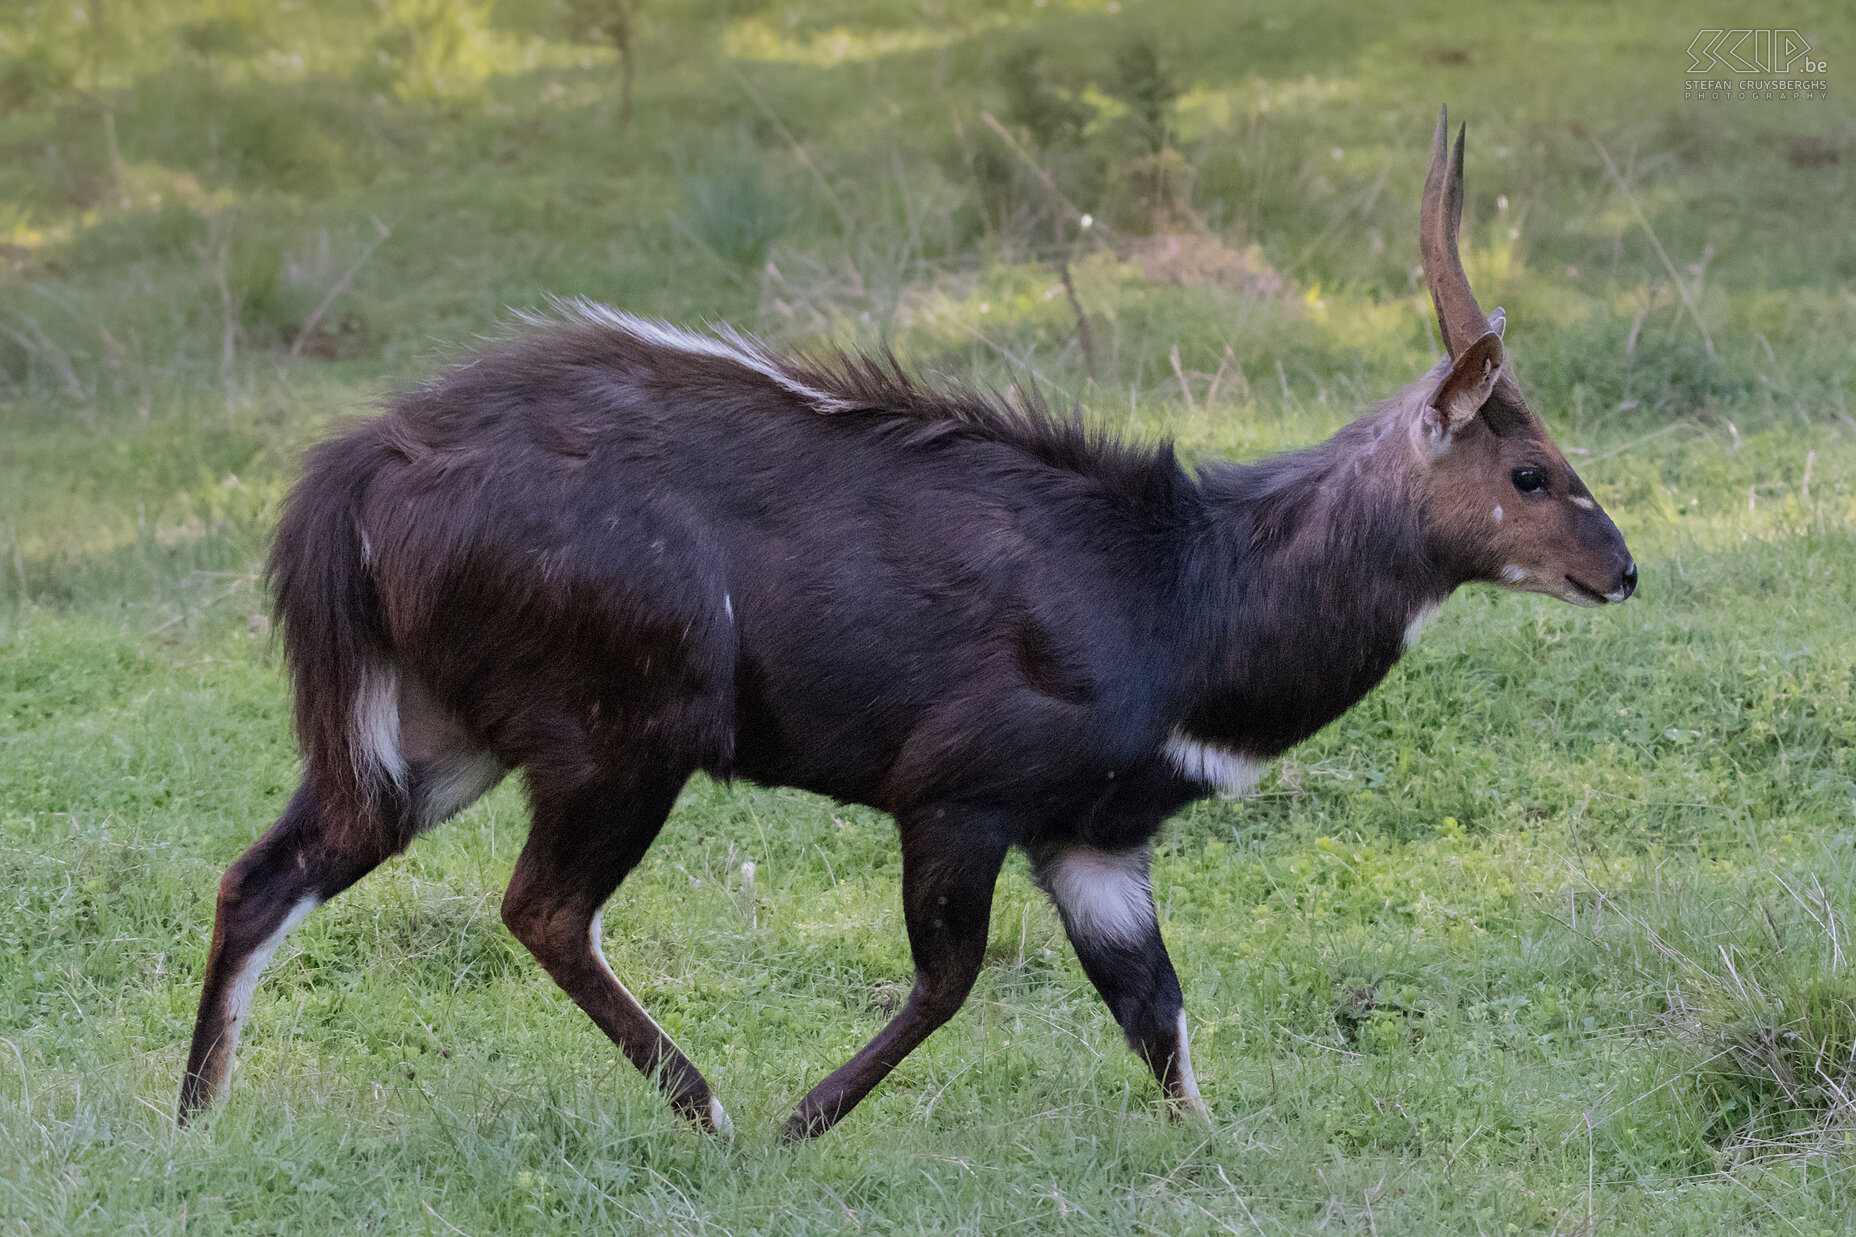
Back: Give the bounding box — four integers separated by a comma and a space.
1164, 731, 1261, 795
587, 910, 672, 1038
589, 911, 730, 1134
352, 659, 407, 788
1173, 1008, 1211, 1118
217, 895, 319, 1098
1036, 847, 1155, 948
1402, 602, 1441, 652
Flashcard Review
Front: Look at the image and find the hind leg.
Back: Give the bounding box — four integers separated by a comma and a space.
178, 781, 403, 1122
781, 806, 1011, 1141
499, 761, 729, 1136
179, 676, 504, 1124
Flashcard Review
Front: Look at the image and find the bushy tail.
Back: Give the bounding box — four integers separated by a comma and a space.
266, 430, 404, 824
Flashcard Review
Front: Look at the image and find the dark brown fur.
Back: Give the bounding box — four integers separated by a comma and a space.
179, 111, 1635, 1139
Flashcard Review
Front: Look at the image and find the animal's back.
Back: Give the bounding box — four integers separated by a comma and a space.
273, 310, 1196, 810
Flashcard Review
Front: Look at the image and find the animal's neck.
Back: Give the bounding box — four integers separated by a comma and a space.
1173, 416, 1452, 759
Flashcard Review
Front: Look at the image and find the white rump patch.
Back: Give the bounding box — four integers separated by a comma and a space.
1500, 564, 1530, 584
217, 895, 319, 1098
1402, 603, 1441, 651
709, 1096, 735, 1141
548, 298, 853, 413
1034, 847, 1155, 948
1164, 731, 1262, 795
353, 660, 408, 788
1570, 495, 1596, 511
1173, 1009, 1210, 1118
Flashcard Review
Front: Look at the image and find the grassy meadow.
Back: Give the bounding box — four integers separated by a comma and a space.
3, 0, 1855, 1231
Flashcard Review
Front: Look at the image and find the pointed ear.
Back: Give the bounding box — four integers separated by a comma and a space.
1486, 306, 1505, 338
1428, 331, 1504, 435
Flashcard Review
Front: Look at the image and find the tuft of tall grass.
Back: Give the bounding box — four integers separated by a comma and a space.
672, 131, 791, 270
1577, 866, 1856, 1170
1694, 974, 1856, 1163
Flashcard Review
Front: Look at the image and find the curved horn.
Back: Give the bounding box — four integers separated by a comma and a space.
1419, 107, 1490, 358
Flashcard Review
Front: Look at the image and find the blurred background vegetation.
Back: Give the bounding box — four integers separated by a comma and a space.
1, 0, 1851, 607
2, 2, 1855, 1233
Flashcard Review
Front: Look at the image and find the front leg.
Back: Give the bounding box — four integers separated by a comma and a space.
1032, 843, 1210, 1120
781, 807, 1010, 1141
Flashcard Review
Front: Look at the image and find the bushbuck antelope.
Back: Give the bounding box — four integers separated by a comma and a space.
179, 109, 1635, 1140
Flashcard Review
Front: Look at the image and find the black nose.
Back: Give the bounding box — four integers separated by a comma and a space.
1618, 561, 1637, 600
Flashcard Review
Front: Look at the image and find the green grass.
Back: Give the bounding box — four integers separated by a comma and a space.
3, 0, 1855, 1231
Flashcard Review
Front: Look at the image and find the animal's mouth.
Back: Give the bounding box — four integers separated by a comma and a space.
1564, 576, 1610, 605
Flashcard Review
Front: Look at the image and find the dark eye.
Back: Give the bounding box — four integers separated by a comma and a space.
1511, 466, 1548, 494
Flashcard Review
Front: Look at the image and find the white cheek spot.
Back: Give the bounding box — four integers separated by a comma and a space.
1570, 495, 1596, 511
1501, 565, 1529, 584
1173, 1009, 1210, 1118
1164, 731, 1262, 796
1034, 847, 1154, 948
1491, 505, 1503, 523
1402, 603, 1441, 651
216, 895, 320, 1098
